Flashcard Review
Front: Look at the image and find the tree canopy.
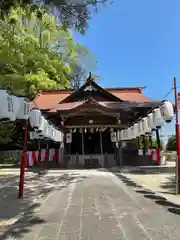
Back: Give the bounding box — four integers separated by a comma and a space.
0, 6, 95, 99
0, 0, 110, 34
0, 1, 104, 148
166, 135, 176, 151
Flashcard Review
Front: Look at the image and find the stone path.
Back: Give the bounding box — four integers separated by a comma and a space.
1, 170, 180, 239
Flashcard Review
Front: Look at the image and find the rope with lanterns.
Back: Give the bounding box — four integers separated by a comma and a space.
0, 89, 64, 143
118, 101, 174, 141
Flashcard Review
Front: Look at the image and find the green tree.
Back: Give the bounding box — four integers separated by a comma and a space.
0, 6, 86, 99
0, 0, 110, 34
166, 135, 176, 151
0, 6, 98, 148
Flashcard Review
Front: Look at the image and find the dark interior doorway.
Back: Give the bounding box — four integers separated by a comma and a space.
68, 129, 115, 155
84, 132, 100, 154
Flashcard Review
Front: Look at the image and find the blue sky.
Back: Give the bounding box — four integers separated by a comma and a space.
75, 0, 180, 140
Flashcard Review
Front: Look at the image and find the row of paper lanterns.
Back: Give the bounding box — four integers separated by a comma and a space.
119, 101, 174, 141
29, 109, 64, 142
0, 90, 63, 143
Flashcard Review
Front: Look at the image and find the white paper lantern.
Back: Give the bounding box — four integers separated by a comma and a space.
122, 129, 126, 140
135, 123, 140, 137
29, 109, 42, 129
132, 123, 138, 138
120, 130, 124, 141
148, 113, 156, 130
142, 117, 150, 134
30, 131, 42, 139
0, 90, 20, 122
127, 127, 132, 140
51, 127, 56, 140
160, 101, 174, 123
130, 126, 135, 139
10, 95, 21, 121
48, 125, 54, 140
16, 97, 30, 120
43, 121, 50, 138
153, 108, 164, 128
54, 130, 64, 142
137, 121, 144, 136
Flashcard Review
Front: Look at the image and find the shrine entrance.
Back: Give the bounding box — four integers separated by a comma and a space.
84, 131, 100, 154
70, 128, 114, 155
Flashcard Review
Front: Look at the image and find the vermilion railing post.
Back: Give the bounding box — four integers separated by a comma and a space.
18, 119, 28, 198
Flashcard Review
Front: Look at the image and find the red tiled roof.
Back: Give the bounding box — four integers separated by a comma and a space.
49, 102, 83, 112
34, 88, 151, 110
34, 91, 70, 110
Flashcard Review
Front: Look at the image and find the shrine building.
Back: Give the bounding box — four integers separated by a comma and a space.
34, 75, 162, 168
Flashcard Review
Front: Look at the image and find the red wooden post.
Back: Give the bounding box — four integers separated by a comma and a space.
18, 119, 28, 198
174, 77, 180, 191
155, 129, 161, 164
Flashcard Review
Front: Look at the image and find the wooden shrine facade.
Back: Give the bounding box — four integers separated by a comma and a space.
34, 76, 161, 167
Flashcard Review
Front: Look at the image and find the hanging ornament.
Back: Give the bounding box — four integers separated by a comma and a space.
73, 128, 76, 133
90, 128, 94, 133
153, 108, 164, 128
111, 131, 117, 142
66, 132, 72, 143
84, 128, 87, 133
160, 101, 174, 123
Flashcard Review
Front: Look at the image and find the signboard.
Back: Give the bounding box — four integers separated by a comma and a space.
66, 133, 72, 143
111, 132, 117, 142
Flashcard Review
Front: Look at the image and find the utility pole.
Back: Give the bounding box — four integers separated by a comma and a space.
174, 77, 180, 193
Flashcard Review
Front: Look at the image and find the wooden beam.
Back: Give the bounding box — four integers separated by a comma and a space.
63, 124, 128, 129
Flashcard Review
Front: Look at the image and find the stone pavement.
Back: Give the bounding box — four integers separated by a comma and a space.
120, 168, 180, 205
1, 170, 180, 239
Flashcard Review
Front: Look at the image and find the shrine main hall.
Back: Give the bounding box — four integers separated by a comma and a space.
34, 76, 161, 168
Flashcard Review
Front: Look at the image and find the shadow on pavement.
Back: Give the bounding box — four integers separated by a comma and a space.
144, 194, 166, 201
168, 208, 180, 215
108, 168, 180, 217
110, 171, 143, 189
0, 172, 87, 239
136, 190, 155, 195
159, 175, 176, 195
